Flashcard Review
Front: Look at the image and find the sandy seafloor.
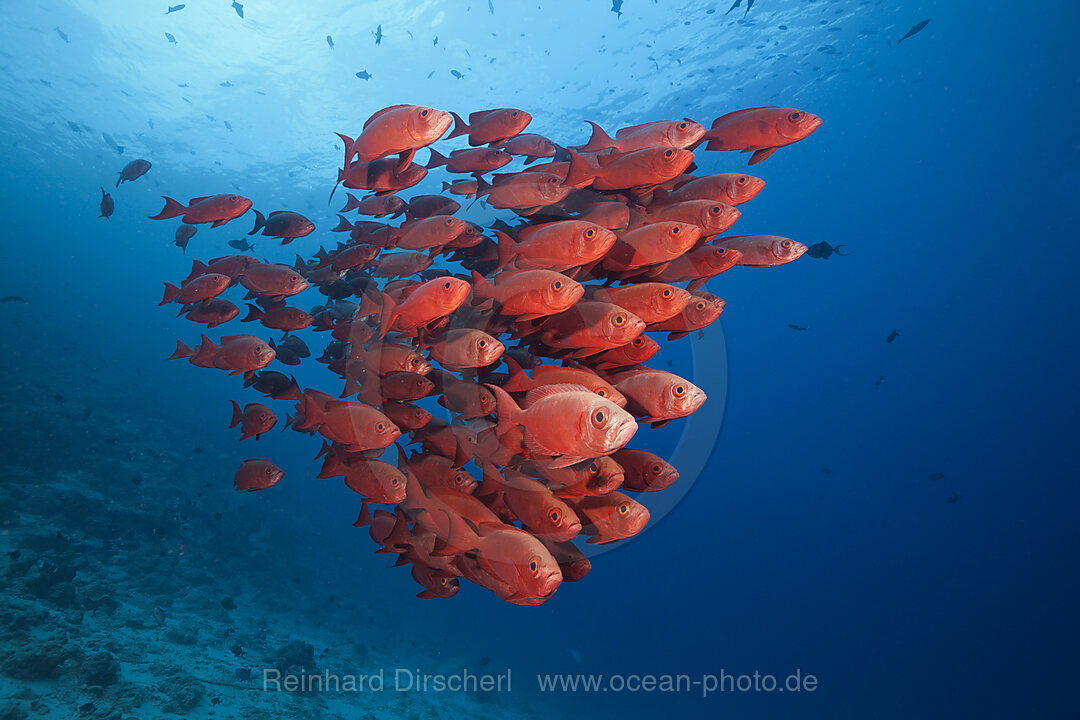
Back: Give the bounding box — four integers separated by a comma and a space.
0, 323, 546, 720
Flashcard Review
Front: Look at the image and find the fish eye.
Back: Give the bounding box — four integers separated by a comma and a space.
737, 176, 747, 185
661, 288, 672, 298
553, 280, 563, 290
265, 467, 273, 474
589, 461, 599, 472
678, 122, 687, 130
584, 228, 596, 239
254, 347, 262, 354
674, 385, 685, 396
593, 410, 606, 424
511, 110, 519, 117
549, 509, 560, 523
671, 226, 680, 234
443, 281, 452, 289
391, 476, 401, 486
597, 389, 607, 397
789, 112, 801, 121
695, 301, 706, 311
709, 205, 720, 215
529, 559, 538, 573
478, 339, 487, 348
454, 476, 463, 485
781, 239, 793, 248
376, 422, 386, 432
618, 503, 630, 516
440, 577, 448, 586
420, 109, 429, 117
651, 464, 662, 474
664, 149, 674, 158
632, 337, 644, 347
548, 177, 558, 184
291, 274, 300, 282
613, 314, 626, 326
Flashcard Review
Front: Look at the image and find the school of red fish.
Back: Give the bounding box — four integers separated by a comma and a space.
152, 104, 820, 604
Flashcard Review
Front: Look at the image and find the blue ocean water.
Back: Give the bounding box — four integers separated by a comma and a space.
0, 1, 1077, 718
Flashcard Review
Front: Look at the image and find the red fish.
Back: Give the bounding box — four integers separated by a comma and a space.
293, 394, 400, 452
495, 221, 616, 272
441, 179, 478, 198
501, 357, 625, 406
411, 563, 461, 599
565, 147, 694, 191
576, 119, 706, 154
611, 367, 706, 427
390, 216, 466, 253
612, 448, 679, 492
426, 147, 512, 174
565, 491, 649, 544
650, 173, 764, 207
160, 273, 231, 306
637, 200, 741, 235
182, 298, 239, 327
378, 276, 471, 338
489, 383, 638, 468
341, 193, 406, 218
337, 105, 453, 167
336, 158, 428, 199
149, 194, 252, 227
539, 538, 591, 582
528, 301, 646, 357
476, 173, 571, 214
601, 222, 701, 273
168, 334, 276, 374
405, 194, 462, 220
471, 269, 583, 319
234, 459, 284, 492
460, 524, 562, 604
478, 464, 581, 542
238, 263, 310, 299
174, 223, 197, 251
402, 449, 479, 494
371, 251, 435, 278
318, 452, 407, 503
421, 329, 505, 370
242, 304, 314, 332
589, 334, 660, 369
493, 133, 559, 163
711, 235, 807, 267
700, 107, 822, 164
447, 108, 532, 146
645, 291, 726, 340
382, 402, 433, 431
229, 400, 277, 440
248, 210, 315, 244
643, 245, 742, 291
589, 283, 691, 324
116, 159, 151, 186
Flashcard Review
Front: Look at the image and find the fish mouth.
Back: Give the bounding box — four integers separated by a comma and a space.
610, 418, 638, 450
805, 115, 824, 135
431, 111, 454, 140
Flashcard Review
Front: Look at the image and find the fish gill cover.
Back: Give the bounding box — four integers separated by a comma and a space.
149, 100, 819, 604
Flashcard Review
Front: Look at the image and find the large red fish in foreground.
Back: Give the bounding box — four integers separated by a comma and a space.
154, 101, 822, 604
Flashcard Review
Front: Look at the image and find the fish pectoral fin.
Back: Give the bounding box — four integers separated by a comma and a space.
649, 419, 672, 429
547, 454, 587, 469
748, 147, 778, 165
211, 219, 228, 228
522, 431, 559, 458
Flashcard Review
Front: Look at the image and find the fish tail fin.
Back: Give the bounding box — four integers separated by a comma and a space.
385, 511, 413, 548
578, 121, 616, 152
188, 259, 209, 279
425, 147, 448, 169
352, 501, 372, 527
564, 149, 597, 188
441, 181, 453, 193
335, 131, 356, 169
375, 293, 398, 340
241, 303, 262, 322
494, 230, 516, 271
650, 186, 670, 206
159, 282, 181, 305
331, 214, 354, 233
487, 383, 523, 437
148, 196, 186, 220
474, 174, 493, 199
248, 209, 266, 235
446, 111, 469, 140
340, 193, 361, 214
167, 340, 194, 360
229, 400, 243, 429
115, 173, 122, 188
502, 355, 531, 391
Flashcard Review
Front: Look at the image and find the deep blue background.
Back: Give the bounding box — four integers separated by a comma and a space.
0, 1, 1077, 718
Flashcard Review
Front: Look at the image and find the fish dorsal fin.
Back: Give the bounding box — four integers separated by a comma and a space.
524, 383, 590, 407
189, 196, 212, 204
522, 431, 558, 457
615, 121, 660, 138
322, 399, 360, 412
267, 210, 287, 218
364, 104, 411, 129
710, 107, 780, 129
593, 151, 619, 167
468, 109, 499, 124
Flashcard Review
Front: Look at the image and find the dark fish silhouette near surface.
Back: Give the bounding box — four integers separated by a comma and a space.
355, 70, 372, 80
98, 187, 114, 220
232, 1, 244, 18
0, 296, 27, 304
947, 491, 960, 504
165, 32, 178, 45
228, 238, 255, 252
874, 374, 884, 386
898, 19, 930, 45
611, 0, 623, 18
929, 472, 944, 481
117, 159, 151, 186
326, 35, 334, 49
886, 330, 899, 343
451, 70, 464, 79
165, 4, 185, 13
174, 223, 197, 252
55, 27, 69, 43
373, 24, 383, 45
788, 324, 807, 331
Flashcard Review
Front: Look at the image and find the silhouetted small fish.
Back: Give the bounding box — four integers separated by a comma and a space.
235, 667, 252, 681
874, 374, 884, 386
898, 19, 930, 45
480, 655, 491, 666
805, 241, 849, 259
788, 324, 807, 331
213, 511, 223, 521
67, 120, 82, 132
611, 0, 623, 18
488, 0, 495, 13
98, 187, 114, 220
232, 1, 244, 18
326, 35, 334, 49
433, 36, 438, 46
947, 491, 960, 504
928, 472, 944, 481
451, 69, 464, 79
221, 596, 237, 610
165, 32, 178, 45
55, 27, 69, 43
230, 644, 245, 657
211, 697, 221, 706
355, 70, 372, 80
54, 392, 64, 403
373, 24, 383, 45
220, 81, 233, 87
228, 238, 255, 251
165, 4, 185, 13
224, 120, 233, 131
886, 330, 899, 343
821, 467, 832, 475
0, 296, 27, 303
40, 79, 52, 87
153, 606, 167, 625
78, 702, 95, 714
6, 549, 20, 560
